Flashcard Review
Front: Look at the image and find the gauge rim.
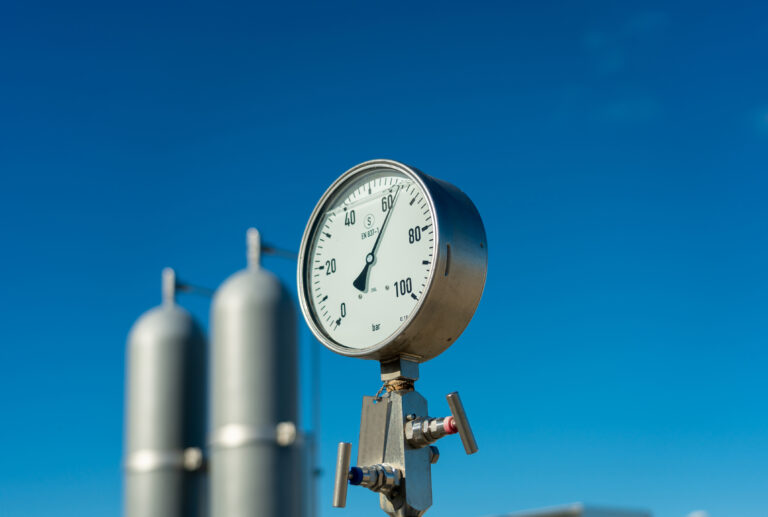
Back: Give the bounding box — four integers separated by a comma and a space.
297, 159, 440, 358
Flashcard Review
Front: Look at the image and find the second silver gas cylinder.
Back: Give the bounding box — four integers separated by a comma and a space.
209, 229, 302, 517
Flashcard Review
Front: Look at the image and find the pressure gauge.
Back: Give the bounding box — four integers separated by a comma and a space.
297, 159, 487, 362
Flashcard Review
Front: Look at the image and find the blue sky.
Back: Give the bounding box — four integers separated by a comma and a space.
1, 2, 767, 516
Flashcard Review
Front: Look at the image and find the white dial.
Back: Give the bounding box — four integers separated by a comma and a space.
304, 169, 435, 349
299, 159, 487, 362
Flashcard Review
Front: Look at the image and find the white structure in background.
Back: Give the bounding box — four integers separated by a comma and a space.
499, 503, 651, 517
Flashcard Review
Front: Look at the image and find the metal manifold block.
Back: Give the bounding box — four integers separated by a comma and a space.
332, 360, 478, 517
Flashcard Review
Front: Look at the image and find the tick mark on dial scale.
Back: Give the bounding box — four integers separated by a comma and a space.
422, 260, 430, 265
335, 318, 342, 326
321, 295, 328, 302
410, 293, 418, 300
324, 232, 332, 238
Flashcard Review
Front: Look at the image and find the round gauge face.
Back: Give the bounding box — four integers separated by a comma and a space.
301, 166, 436, 351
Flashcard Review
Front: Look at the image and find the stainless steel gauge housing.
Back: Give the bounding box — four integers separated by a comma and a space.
297, 159, 487, 362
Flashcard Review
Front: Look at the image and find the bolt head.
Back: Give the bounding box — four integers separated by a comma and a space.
183, 447, 204, 471
429, 446, 440, 464
276, 421, 297, 446
404, 421, 416, 441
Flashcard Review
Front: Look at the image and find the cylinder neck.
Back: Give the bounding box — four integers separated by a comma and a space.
247, 228, 261, 269
161, 267, 176, 306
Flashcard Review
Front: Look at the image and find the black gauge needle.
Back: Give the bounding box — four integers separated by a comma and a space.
353, 185, 401, 292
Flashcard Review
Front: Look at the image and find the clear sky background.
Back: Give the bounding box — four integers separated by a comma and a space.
1, 2, 767, 517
